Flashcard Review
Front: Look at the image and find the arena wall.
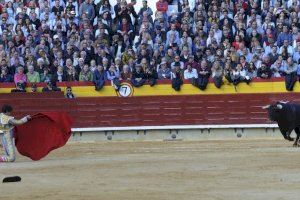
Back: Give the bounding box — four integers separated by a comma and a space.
1, 78, 299, 141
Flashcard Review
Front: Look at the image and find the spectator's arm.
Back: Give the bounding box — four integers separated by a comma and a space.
183, 70, 188, 79
79, 4, 83, 17
93, 71, 101, 83
148, 8, 153, 16
277, 34, 282, 46
106, 71, 114, 80
90, 6, 95, 19
36, 73, 40, 83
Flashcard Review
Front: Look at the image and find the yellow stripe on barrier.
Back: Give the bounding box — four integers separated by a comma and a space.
2, 81, 298, 97
65, 81, 300, 97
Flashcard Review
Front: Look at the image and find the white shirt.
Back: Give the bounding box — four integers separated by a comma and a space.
279, 45, 294, 55
184, 68, 198, 79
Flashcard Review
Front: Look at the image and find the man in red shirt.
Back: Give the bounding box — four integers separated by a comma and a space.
156, 0, 168, 13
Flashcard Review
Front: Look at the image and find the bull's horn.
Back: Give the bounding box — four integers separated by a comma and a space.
277, 104, 283, 109
279, 101, 289, 104
262, 105, 270, 109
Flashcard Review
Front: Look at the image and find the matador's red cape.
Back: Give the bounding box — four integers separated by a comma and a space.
14, 112, 73, 161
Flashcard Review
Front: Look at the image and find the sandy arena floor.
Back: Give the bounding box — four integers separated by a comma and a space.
1, 139, 300, 200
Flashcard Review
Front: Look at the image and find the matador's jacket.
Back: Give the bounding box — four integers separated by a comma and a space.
0, 113, 16, 162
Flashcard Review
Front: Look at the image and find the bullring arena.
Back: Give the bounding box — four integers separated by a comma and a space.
1, 139, 300, 200
1, 0, 300, 199
1, 80, 300, 200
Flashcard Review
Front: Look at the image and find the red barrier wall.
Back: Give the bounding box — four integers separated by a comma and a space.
1, 92, 299, 128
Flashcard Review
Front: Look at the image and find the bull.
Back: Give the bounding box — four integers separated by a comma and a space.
263, 101, 300, 147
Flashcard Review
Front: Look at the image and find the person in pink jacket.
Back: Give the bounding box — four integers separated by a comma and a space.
14, 66, 27, 88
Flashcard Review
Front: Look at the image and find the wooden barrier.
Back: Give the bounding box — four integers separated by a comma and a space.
0, 92, 298, 128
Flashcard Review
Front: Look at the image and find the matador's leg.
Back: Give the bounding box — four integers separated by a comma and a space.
0, 132, 16, 162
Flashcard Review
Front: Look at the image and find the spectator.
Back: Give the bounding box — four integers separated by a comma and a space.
184, 64, 198, 82
184, 55, 198, 69
42, 80, 61, 92
30, 84, 37, 93
246, 62, 257, 80
93, 65, 106, 91
79, 64, 93, 82
144, 66, 158, 86
283, 57, 298, 91
131, 65, 146, 87
66, 67, 79, 81
0, 68, 13, 83
40, 67, 52, 83
158, 61, 171, 79
53, 66, 67, 83
138, 1, 153, 19
79, 0, 95, 21
65, 87, 75, 98
257, 64, 272, 79
271, 58, 285, 78
106, 65, 121, 90
171, 63, 183, 91
0, 0, 297, 94
171, 54, 184, 70
14, 66, 27, 87
277, 25, 293, 47
156, 0, 168, 14
26, 65, 40, 83
121, 65, 132, 80
195, 60, 210, 91
211, 61, 223, 89
11, 82, 26, 93
232, 64, 251, 85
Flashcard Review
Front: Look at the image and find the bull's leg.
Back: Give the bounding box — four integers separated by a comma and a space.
286, 129, 294, 141
293, 127, 300, 147
279, 127, 294, 141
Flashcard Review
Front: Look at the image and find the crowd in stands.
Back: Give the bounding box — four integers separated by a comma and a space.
0, 0, 299, 92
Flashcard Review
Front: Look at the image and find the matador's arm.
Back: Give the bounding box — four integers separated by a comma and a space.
9, 115, 31, 126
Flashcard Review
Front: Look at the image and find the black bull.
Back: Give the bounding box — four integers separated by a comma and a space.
263, 102, 300, 146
